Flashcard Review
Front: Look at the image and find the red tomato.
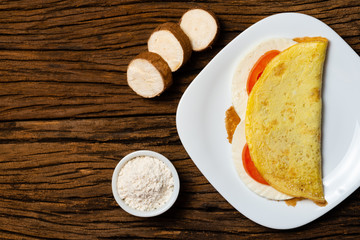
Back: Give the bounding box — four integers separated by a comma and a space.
242, 143, 269, 185
242, 50, 280, 185
246, 50, 280, 95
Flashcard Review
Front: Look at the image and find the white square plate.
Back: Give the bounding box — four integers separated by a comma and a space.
176, 13, 360, 229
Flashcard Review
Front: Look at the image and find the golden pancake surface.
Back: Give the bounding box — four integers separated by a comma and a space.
245, 39, 328, 203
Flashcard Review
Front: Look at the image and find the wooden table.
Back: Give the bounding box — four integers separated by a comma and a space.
1, 0, 359, 239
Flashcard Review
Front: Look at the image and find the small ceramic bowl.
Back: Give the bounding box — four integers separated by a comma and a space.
112, 150, 180, 217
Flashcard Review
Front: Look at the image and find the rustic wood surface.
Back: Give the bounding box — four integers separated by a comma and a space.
0, 0, 359, 239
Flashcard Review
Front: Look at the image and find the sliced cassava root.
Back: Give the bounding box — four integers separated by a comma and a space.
127, 51, 172, 98
128, 9, 219, 97
148, 22, 192, 72
179, 8, 219, 51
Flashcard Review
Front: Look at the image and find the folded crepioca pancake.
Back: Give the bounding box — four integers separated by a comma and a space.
245, 39, 328, 203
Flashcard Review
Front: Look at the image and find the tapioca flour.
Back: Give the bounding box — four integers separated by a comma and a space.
117, 155, 174, 211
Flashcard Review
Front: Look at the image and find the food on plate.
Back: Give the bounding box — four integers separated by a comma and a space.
127, 51, 172, 98
231, 38, 297, 119
179, 8, 219, 51
225, 106, 240, 143
148, 22, 192, 72
232, 121, 293, 200
246, 39, 328, 203
228, 37, 328, 204
229, 38, 297, 201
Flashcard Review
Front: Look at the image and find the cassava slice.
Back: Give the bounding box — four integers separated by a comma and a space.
127, 51, 172, 98
148, 22, 192, 72
179, 8, 219, 51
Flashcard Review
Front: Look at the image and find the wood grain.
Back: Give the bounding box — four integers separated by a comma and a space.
0, 0, 359, 239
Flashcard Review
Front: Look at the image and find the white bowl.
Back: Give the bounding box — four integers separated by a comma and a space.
112, 150, 180, 217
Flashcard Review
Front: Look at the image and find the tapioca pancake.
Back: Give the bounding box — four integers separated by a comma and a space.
245, 39, 328, 203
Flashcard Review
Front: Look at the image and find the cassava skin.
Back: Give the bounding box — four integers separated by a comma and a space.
148, 22, 192, 72
127, 51, 172, 98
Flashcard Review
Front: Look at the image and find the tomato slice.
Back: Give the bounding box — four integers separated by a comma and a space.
242, 144, 269, 185
242, 50, 279, 185
246, 50, 280, 95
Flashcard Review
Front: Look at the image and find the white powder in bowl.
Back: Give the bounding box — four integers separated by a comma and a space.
117, 155, 174, 211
